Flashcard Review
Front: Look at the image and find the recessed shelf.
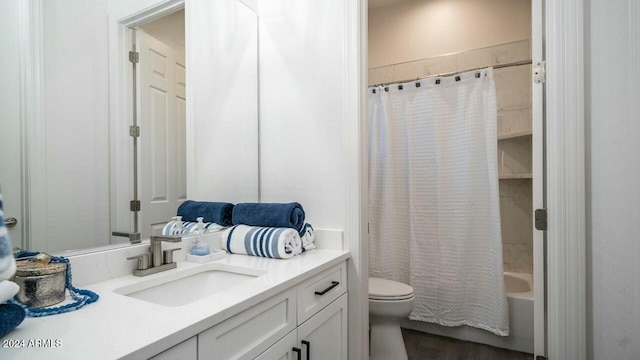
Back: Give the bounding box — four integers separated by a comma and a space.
497, 131, 533, 140
499, 173, 533, 179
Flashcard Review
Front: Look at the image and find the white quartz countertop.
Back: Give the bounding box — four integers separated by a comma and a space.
0, 249, 350, 360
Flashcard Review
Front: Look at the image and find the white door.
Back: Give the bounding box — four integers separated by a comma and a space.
136, 29, 187, 240
532, 0, 546, 357
297, 294, 348, 360
0, 0, 23, 250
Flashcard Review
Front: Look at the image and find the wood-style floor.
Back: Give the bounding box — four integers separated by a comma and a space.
402, 328, 533, 360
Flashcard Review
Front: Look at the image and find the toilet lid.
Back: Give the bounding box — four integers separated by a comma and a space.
369, 278, 414, 300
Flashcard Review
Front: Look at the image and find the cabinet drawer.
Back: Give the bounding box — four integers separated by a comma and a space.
297, 262, 347, 324
149, 337, 197, 360
198, 288, 297, 360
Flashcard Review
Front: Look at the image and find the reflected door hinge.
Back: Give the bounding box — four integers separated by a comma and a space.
129, 125, 140, 138
535, 208, 547, 231
534, 61, 546, 84
129, 51, 139, 64
130, 200, 141, 212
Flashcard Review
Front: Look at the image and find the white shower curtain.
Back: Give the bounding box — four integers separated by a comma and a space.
368, 68, 509, 336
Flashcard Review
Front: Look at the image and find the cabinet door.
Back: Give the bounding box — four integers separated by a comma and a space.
297, 293, 348, 360
198, 288, 296, 359
149, 337, 197, 360
254, 331, 299, 360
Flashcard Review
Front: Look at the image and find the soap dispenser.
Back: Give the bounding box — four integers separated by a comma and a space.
190, 217, 211, 256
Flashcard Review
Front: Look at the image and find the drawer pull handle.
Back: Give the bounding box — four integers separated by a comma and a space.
293, 347, 302, 360
315, 281, 339, 296
301, 340, 310, 360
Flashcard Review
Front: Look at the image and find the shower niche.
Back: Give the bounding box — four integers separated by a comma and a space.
495, 46, 533, 275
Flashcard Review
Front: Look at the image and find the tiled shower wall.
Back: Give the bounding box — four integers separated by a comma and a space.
369, 40, 534, 274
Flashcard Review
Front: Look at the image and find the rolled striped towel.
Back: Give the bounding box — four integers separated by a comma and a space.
162, 220, 224, 236
222, 225, 302, 259
299, 222, 316, 252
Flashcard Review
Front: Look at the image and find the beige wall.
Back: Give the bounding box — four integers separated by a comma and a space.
139, 9, 185, 53
369, 0, 531, 68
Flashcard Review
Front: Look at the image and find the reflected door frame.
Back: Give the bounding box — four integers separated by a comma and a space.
108, 0, 186, 244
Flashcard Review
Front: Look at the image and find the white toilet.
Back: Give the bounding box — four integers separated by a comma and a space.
368, 277, 415, 360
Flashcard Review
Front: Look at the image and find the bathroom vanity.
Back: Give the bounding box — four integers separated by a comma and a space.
1, 249, 350, 360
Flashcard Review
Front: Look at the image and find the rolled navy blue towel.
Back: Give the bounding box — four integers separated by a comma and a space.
0, 304, 25, 338
177, 201, 234, 226
232, 202, 306, 232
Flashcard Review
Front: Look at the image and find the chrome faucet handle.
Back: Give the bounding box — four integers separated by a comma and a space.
127, 253, 150, 270
163, 248, 181, 265
150, 235, 183, 243
150, 235, 183, 267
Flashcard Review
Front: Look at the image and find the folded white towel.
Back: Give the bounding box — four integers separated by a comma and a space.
0, 280, 19, 303
222, 225, 302, 259
300, 222, 316, 252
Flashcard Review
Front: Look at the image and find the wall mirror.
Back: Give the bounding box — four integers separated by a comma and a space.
0, 0, 259, 254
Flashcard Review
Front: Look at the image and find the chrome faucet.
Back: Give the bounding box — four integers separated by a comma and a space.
127, 235, 182, 277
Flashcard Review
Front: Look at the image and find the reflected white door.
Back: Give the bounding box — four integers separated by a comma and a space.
0, 0, 23, 249
137, 29, 187, 240
532, 0, 546, 357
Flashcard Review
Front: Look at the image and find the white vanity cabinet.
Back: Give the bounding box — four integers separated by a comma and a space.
255, 294, 348, 360
149, 337, 197, 360
194, 261, 347, 360
295, 293, 348, 360
254, 263, 348, 360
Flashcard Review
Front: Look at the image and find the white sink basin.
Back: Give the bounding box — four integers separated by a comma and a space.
114, 263, 265, 307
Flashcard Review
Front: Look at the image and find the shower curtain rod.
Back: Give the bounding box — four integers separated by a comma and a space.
369, 59, 533, 88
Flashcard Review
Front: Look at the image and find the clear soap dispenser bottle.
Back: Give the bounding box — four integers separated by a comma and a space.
190, 217, 211, 256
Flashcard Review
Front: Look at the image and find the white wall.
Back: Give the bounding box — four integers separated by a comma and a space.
42, 0, 111, 252
368, 0, 531, 68
585, 0, 640, 358
187, 0, 259, 204
258, 3, 365, 358
258, 0, 346, 230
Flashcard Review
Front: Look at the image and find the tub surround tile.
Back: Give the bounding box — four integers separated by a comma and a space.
424, 54, 458, 76
499, 179, 533, 247
494, 65, 532, 111
369, 66, 394, 85
456, 47, 493, 71
393, 59, 425, 82
492, 40, 531, 66
503, 243, 533, 274
498, 108, 532, 137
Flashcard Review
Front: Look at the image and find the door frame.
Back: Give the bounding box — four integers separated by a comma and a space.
355, 0, 587, 359
531, 0, 545, 356
544, 0, 587, 358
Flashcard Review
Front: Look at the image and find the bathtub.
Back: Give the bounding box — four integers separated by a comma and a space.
401, 272, 534, 354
